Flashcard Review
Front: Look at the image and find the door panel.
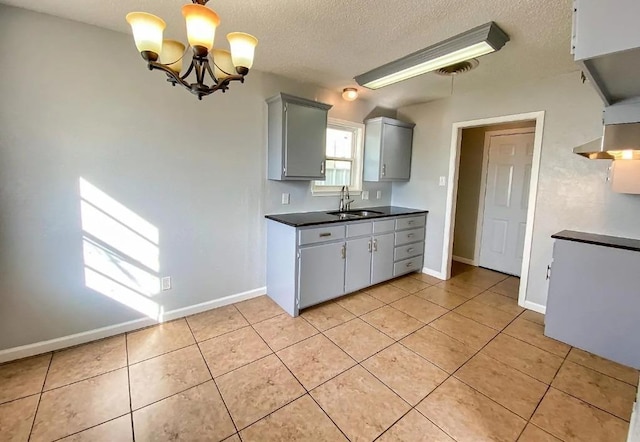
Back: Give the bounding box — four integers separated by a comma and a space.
371, 233, 394, 284
298, 242, 344, 309
381, 124, 413, 179
345, 237, 372, 293
479, 132, 535, 276
284, 102, 326, 178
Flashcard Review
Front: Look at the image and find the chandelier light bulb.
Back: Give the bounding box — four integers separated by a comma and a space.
342, 88, 359, 102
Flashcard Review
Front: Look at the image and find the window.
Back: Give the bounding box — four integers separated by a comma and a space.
312, 118, 364, 195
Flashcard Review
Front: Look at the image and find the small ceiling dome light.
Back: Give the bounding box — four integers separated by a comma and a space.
342, 88, 359, 101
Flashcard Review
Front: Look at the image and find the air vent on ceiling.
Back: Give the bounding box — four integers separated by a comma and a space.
435, 58, 479, 76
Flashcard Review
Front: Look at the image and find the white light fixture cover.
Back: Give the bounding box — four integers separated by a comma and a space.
355, 22, 509, 89
342, 88, 359, 101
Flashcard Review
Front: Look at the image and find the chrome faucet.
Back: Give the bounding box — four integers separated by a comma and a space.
339, 186, 354, 212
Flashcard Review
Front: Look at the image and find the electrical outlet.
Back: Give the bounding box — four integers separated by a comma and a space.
281, 193, 290, 205
161, 276, 172, 291
361, 191, 369, 200
376, 190, 382, 199
439, 176, 447, 187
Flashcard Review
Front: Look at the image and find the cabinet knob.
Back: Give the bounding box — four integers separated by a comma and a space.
320, 161, 325, 174
382, 164, 386, 176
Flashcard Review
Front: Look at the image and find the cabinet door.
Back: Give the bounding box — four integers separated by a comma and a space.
284, 101, 327, 179
380, 124, 413, 180
345, 237, 372, 293
298, 242, 344, 309
371, 233, 394, 284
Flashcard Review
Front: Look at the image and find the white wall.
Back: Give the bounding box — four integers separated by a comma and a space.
393, 71, 640, 307
0, 5, 392, 351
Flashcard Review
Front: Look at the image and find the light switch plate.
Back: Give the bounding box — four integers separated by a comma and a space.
376, 190, 382, 199
282, 193, 290, 205
362, 191, 369, 200
439, 176, 447, 187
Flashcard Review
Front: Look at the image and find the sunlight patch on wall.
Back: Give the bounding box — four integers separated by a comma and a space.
80, 177, 163, 321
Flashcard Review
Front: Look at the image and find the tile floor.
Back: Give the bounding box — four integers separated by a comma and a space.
1, 265, 638, 441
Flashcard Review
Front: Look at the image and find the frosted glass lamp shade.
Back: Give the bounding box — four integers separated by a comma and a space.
227, 32, 258, 69
160, 40, 186, 74
212, 49, 236, 80
182, 4, 220, 51
126, 12, 166, 55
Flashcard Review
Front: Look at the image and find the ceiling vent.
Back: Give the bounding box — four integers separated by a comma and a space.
435, 58, 479, 76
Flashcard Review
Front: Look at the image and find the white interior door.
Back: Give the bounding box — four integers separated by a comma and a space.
479, 132, 534, 276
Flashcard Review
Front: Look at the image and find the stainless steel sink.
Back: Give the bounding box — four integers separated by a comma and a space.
326, 210, 384, 218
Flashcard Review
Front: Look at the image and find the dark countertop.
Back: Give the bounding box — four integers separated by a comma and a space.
266, 206, 428, 227
552, 230, 640, 252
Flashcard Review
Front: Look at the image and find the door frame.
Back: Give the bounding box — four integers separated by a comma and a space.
473, 127, 536, 267
441, 111, 546, 313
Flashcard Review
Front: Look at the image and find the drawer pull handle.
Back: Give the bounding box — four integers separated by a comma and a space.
373, 239, 378, 252
368, 241, 372, 252
407, 233, 415, 238
406, 262, 414, 268
319, 233, 332, 237
341, 245, 346, 259
407, 248, 414, 253
408, 220, 415, 225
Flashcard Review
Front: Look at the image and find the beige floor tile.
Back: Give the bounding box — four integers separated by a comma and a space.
335, 291, 384, 316
253, 314, 318, 351
449, 273, 501, 291
216, 354, 304, 429
324, 318, 394, 362
301, 302, 355, 331
310, 365, 410, 441
389, 276, 430, 294
474, 292, 525, 316
378, 409, 454, 442
401, 326, 475, 373
436, 279, 484, 298
531, 388, 629, 441
126, 319, 195, 364
517, 424, 561, 442
415, 286, 468, 309
199, 327, 272, 378
234, 295, 284, 324
362, 306, 424, 340
362, 344, 447, 405
567, 347, 639, 386
430, 312, 498, 350
454, 299, 517, 330
59, 415, 132, 441
408, 272, 443, 285
455, 353, 548, 419
520, 309, 545, 326
30, 368, 129, 442
186, 305, 249, 342
0, 394, 39, 442
277, 334, 355, 390
491, 277, 520, 299
45, 336, 127, 390
552, 361, 637, 421
390, 295, 448, 323
417, 377, 526, 442
129, 345, 211, 409
503, 318, 570, 358
223, 435, 241, 442
0, 354, 51, 404
480, 334, 563, 384
133, 381, 235, 441
240, 395, 346, 441
364, 283, 410, 304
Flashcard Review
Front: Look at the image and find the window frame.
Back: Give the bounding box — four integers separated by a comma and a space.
311, 118, 365, 196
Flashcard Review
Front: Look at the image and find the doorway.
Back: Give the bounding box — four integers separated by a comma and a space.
442, 112, 545, 311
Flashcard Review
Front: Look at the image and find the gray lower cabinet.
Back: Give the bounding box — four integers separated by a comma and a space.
298, 242, 345, 309
266, 213, 427, 316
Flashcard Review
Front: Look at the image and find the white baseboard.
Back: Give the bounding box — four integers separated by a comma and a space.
421, 267, 446, 281
452, 255, 477, 266
0, 287, 266, 364
522, 300, 546, 315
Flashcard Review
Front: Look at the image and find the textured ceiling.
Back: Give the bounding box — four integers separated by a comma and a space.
0, 0, 578, 108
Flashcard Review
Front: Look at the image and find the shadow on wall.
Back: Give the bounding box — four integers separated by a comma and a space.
79, 178, 164, 321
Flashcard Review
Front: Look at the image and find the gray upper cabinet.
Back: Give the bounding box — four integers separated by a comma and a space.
267, 93, 332, 181
364, 117, 415, 182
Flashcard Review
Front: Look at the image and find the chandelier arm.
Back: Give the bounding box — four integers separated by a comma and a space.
180, 60, 196, 82
148, 62, 192, 90
204, 60, 219, 85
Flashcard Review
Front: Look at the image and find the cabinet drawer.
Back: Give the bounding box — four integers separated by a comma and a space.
395, 228, 425, 246
299, 225, 345, 245
347, 222, 373, 238
373, 219, 395, 234
394, 242, 424, 261
395, 215, 425, 231
394, 256, 423, 276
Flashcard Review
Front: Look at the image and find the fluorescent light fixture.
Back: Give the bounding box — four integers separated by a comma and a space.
355, 22, 509, 89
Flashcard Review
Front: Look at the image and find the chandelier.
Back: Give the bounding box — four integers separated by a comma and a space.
126, 0, 258, 100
